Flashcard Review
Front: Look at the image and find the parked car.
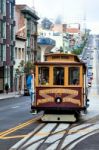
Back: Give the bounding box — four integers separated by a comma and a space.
88, 78, 92, 87
87, 71, 93, 80
24, 88, 30, 96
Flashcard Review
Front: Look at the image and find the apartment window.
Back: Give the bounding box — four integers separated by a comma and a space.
0, 21, 3, 38
0, 21, 1, 38
0, 45, 3, 61
10, 2, 14, 19
3, 45, 6, 61
0, 45, 1, 61
10, 25, 14, 40
18, 48, 21, 59
0, 44, 6, 61
22, 48, 24, 59
0, 0, 6, 14
27, 36, 30, 47
31, 22, 36, 33
30, 20, 34, 32
2, 22, 6, 38
1, 22, 3, 38
3, 22, 6, 38
2, 0, 6, 15
53, 32, 60, 36
0, 21, 6, 38
0, 0, 3, 13
10, 46, 14, 61
15, 47, 17, 59
0, 1, 1, 13
32, 38, 34, 49
27, 20, 31, 31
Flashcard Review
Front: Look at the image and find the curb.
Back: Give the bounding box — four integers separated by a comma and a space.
0, 95, 21, 100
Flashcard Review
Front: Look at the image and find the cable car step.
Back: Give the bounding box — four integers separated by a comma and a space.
41, 114, 76, 122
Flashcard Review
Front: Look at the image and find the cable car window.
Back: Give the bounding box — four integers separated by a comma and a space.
68, 67, 80, 85
38, 67, 49, 85
54, 67, 64, 85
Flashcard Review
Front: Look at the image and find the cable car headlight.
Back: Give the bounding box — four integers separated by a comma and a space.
55, 97, 62, 104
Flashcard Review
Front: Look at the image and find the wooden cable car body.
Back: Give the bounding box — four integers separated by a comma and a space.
31, 53, 89, 122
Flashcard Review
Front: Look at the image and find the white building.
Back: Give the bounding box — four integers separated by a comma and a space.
38, 25, 65, 52
14, 37, 26, 94
39, 30, 65, 52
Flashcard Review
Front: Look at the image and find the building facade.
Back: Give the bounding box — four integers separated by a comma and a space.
15, 5, 39, 93
14, 37, 26, 93
15, 5, 39, 63
65, 23, 81, 50
38, 24, 67, 52
0, 0, 15, 93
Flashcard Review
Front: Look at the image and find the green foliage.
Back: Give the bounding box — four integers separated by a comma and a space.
15, 68, 20, 74
20, 60, 24, 67
72, 39, 87, 55
58, 46, 64, 52
24, 61, 34, 75
72, 48, 82, 55
15, 60, 34, 76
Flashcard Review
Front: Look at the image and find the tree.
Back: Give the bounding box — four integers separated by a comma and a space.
59, 46, 64, 52
15, 60, 34, 76
15, 60, 25, 76
24, 61, 34, 75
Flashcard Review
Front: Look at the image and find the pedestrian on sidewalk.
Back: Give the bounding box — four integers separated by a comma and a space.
26, 69, 35, 105
5, 83, 9, 94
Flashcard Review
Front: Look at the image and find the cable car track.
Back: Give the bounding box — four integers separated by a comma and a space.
15, 122, 99, 150
62, 123, 99, 150
9, 113, 99, 150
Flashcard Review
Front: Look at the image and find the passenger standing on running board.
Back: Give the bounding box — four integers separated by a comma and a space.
26, 69, 35, 105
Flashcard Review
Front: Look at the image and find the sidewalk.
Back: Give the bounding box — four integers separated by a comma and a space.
0, 92, 21, 100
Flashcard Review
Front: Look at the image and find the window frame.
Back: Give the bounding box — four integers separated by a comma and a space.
53, 66, 64, 86
68, 66, 80, 86
38, 66, 50, 86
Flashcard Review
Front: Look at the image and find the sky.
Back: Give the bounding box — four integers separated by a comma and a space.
16, 0, 99, 34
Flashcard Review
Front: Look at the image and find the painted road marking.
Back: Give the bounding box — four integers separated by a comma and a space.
11, 106, 20, 109
0, 135, 26, 139
0, 120, 34, 137
0, 116, 41, 139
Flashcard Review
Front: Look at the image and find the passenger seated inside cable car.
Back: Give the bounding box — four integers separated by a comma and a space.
68, 67, 80, 85
54, 67, 64, 85
41, 78, 49, 85
38, 67, 49, 85
72, 78, 79, 85
38, 66, 80, 86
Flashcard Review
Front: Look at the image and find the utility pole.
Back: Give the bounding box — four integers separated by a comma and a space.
83, 0, 86, 35
83, 12, 86, 35
32, 0, 35, 10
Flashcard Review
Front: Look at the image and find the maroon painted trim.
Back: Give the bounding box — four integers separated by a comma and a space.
35, 62, 85, 66
36, 87, 83, 108
31, 106, 86, 111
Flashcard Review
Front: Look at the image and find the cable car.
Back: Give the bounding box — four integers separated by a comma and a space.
31, 53, 89, 122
